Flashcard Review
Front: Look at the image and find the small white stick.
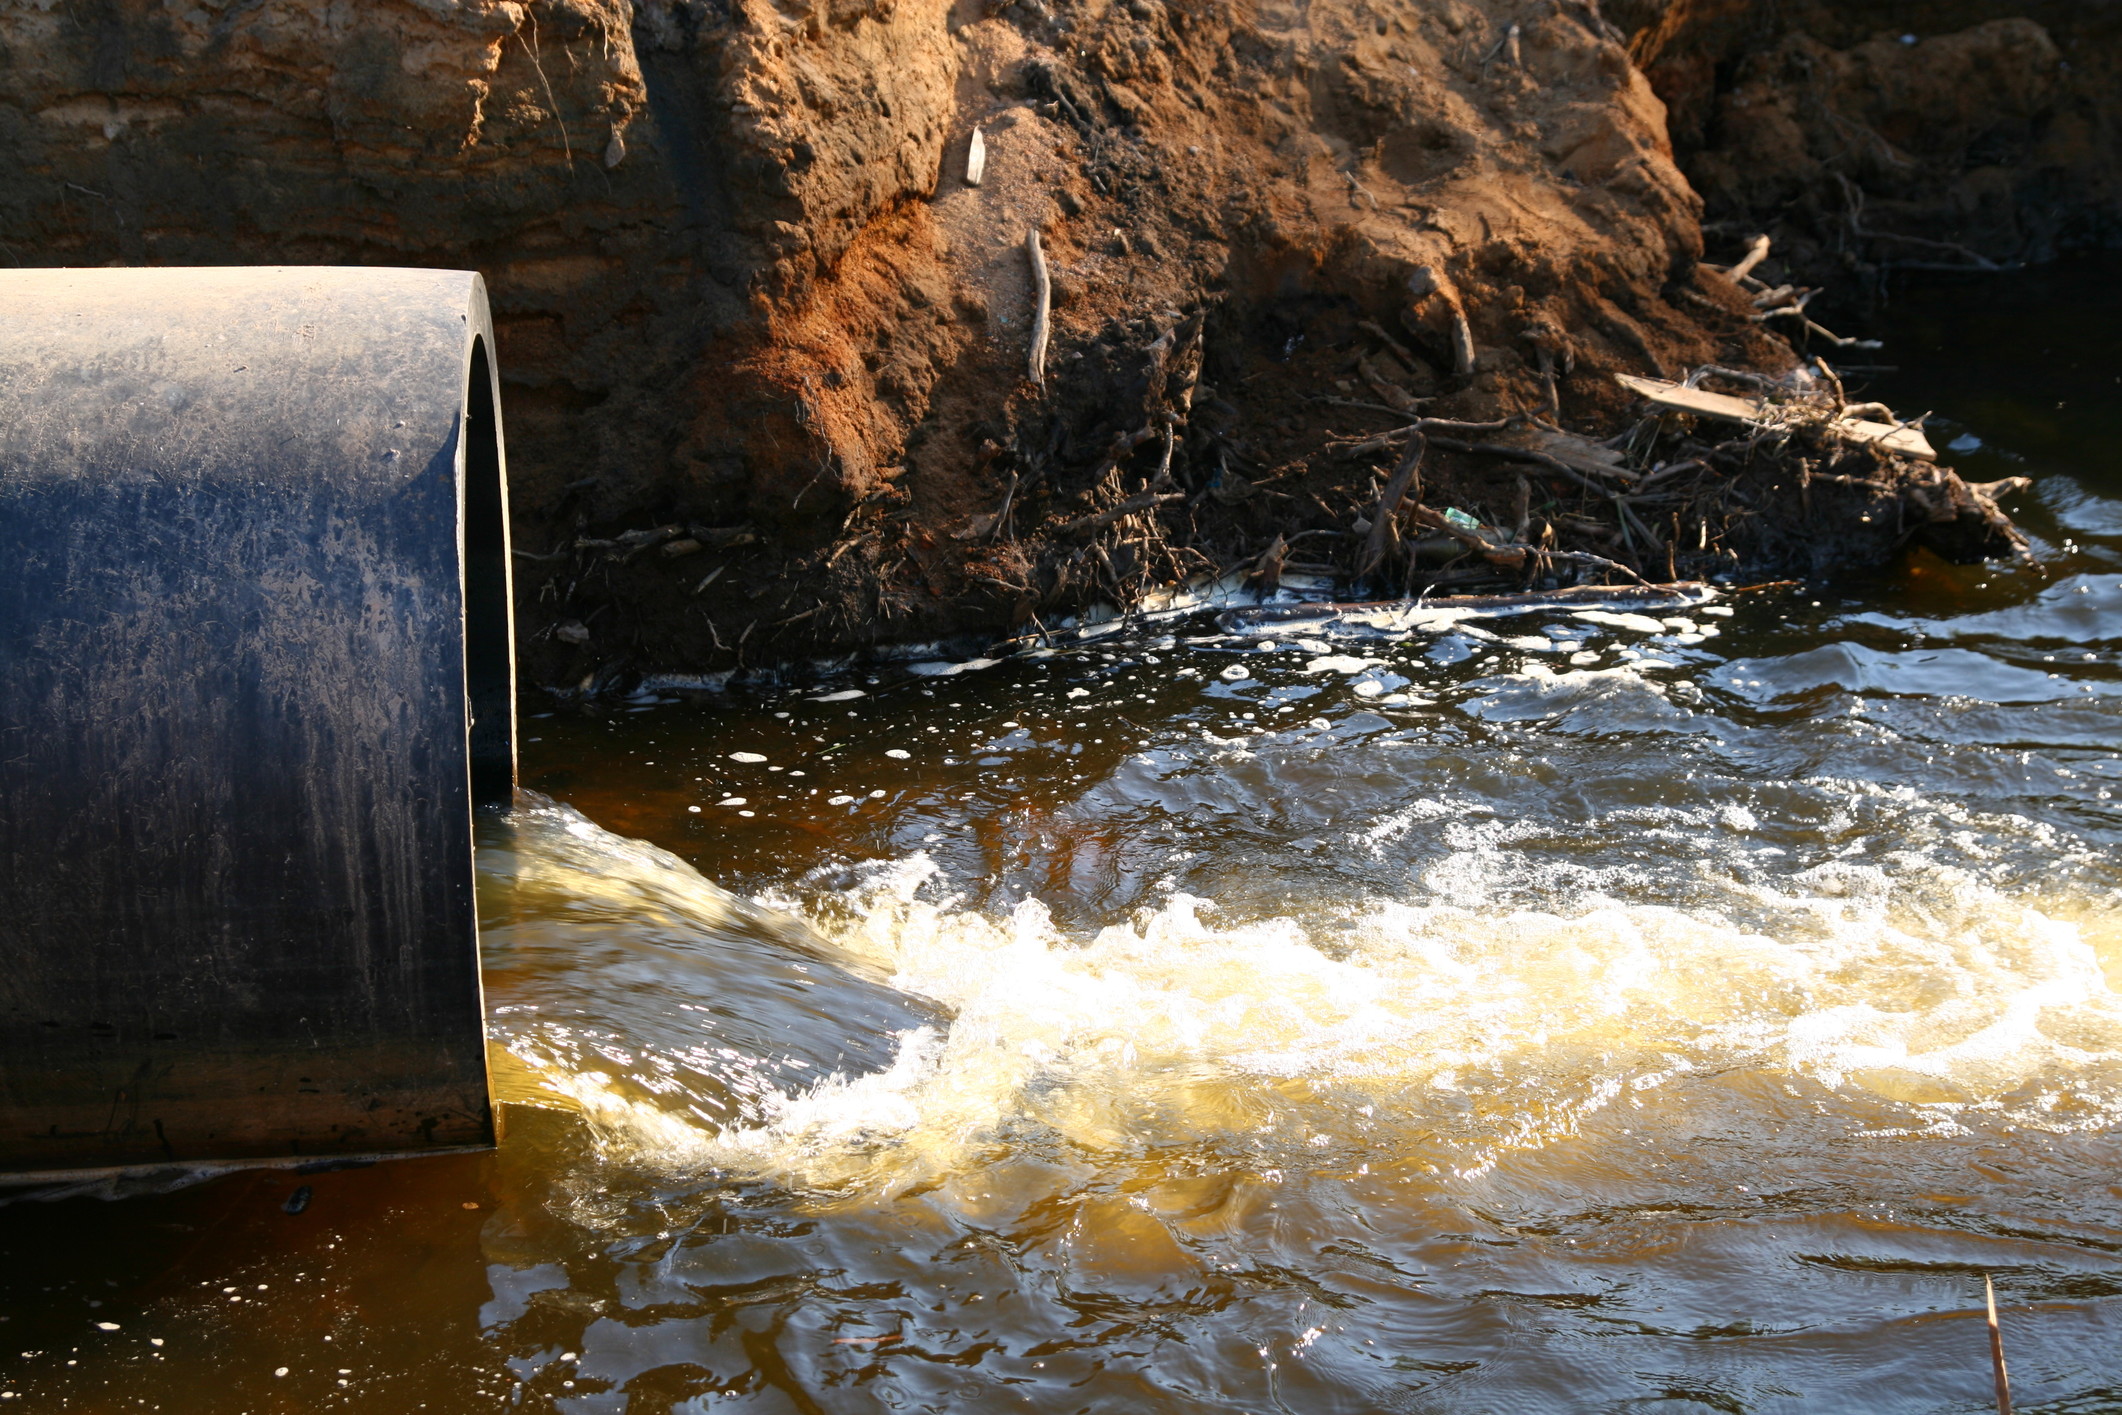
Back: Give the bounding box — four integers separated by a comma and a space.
965, 126, 986, 188
1727, 233, 1772, 283
1027, 228, 1051, 387
1986, 1275, 2013, 1415
1449, 302, 1476, 377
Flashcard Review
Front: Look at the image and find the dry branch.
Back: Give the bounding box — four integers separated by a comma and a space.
1027, 229, 1051, 387
1425, 435, 1620, 497
1058, 490, 1182, 536
1357, 432, 1426, 579
1727, 234, 1771, 283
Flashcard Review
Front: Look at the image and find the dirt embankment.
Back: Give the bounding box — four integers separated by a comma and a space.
1618, 0, 2122, 279
0, 1, 2079, 690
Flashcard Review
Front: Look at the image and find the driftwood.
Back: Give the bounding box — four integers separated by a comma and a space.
1357, 432, 1426, 578
1615, 373, 1935, 460
1027, 228, 1051, 387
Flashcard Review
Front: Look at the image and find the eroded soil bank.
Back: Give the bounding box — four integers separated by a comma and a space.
0, 0, 2104, 689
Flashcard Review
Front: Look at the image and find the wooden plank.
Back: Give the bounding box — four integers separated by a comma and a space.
1616, 373, 1935, 461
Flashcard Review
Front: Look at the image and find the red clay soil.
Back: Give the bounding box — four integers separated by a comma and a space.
0, 0, 2083, 690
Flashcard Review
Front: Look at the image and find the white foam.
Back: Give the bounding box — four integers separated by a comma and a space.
500, 821, 2122, 1197
1305, 655, 1380, 675
1573, 610, 1665, 633
908, 658, 1002, 678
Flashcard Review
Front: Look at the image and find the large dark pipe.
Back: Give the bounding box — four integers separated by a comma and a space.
0, 267, 513, 1179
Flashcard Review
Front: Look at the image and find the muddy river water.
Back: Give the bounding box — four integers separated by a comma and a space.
6, 264, 2122, 1413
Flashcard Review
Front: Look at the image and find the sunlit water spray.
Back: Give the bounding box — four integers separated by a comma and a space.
483, 780, 2122, 1202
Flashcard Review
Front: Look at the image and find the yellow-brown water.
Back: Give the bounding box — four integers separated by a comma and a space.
5, 265, 2122, 1412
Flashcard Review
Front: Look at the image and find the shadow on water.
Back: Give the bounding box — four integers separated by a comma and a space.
1, 261, 2121, 1412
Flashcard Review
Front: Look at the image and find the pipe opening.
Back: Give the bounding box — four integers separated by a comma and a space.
464, 336, 516, 807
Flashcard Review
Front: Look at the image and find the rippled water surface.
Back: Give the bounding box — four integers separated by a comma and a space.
5, 267, 2122, 1413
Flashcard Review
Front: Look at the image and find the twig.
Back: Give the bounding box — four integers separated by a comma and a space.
1986, 1275, 2013, 1415
1684, 364, 1783, 392
1726, 234, 1771, 283
1409, 504, 1522, 566
1027, 228, 1051, 387
1086, 423, 1163, 484
1544, 549, 1650, 585
1357, 432, 1426, 578
1331, 415, 1515, 455
1401, 507, 1649, 585
518, 13, 576, 177
1425, 435, 1619, 497
985, 471, 1023, 542
1803, 319, 1883, 351
1310, 395, 1434, 419
1057, 490, 1182, 535
1632, 457, 1708, 493
1357, 319, 1417, 367
1811, 356, 1847, 405
1149, 422, 1177, 489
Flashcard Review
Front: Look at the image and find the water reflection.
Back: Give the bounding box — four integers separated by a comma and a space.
4, 268, 2122, 1412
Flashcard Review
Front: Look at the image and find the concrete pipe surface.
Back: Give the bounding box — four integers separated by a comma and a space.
0, 266, 514, 1180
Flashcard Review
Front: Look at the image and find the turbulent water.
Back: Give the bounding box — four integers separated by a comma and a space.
4, 266, 2122, 1413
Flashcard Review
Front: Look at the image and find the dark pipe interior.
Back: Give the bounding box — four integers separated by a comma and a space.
464, 337, 516, 807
